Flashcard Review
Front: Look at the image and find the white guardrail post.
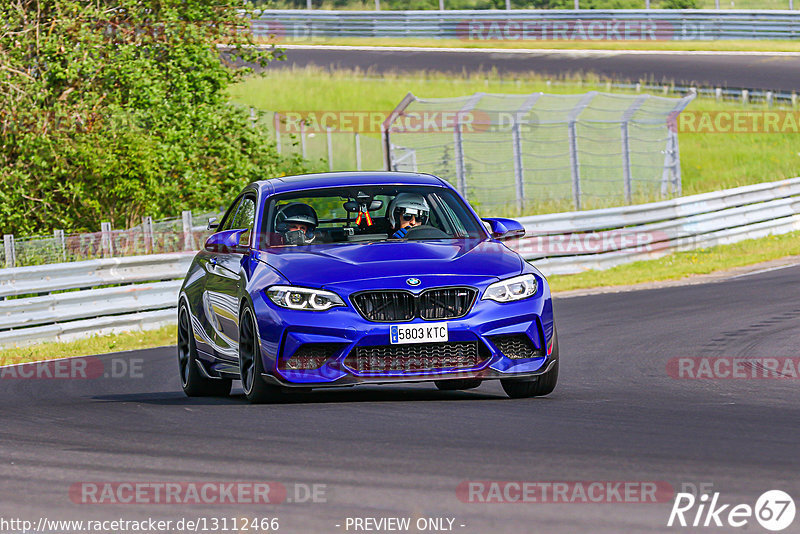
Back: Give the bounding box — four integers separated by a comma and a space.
3, 235, 15, 269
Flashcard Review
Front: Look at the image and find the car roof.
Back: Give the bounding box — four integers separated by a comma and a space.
254, 171, 449, 195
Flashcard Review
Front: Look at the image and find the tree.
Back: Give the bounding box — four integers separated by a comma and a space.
0, 0, 306, 234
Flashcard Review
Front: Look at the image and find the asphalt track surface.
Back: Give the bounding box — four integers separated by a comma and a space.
2, 264, 799, 533
273, 45, 800, 92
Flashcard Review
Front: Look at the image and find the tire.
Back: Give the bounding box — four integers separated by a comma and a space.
177, 303, 232, 397
501, 326, 559, 399
435, 379, 482, 391
239, 304, 281, 404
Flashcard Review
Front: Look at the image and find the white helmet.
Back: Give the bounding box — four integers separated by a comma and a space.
387, 193, 430, 228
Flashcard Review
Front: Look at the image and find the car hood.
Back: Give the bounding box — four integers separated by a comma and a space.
254, 239, 522, 289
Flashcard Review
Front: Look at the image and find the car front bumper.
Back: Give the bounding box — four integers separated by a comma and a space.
252, 282, 556, 388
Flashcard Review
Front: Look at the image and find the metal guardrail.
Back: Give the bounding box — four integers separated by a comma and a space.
0, 253, 193, 348
254, 10, 800, 41
511, 177, 800, 274
1, 177, 799, 347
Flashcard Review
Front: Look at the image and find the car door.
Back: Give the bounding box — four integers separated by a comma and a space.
203, 193, 256, 361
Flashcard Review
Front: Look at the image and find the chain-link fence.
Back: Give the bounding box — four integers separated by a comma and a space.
2, 212, 221, 269
255, 110, 386, 172
384, 90, 695, 214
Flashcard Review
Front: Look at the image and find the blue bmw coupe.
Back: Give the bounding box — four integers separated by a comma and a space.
177, 172, 558, 402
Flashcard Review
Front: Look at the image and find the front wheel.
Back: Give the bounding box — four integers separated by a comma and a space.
501, 326, 559, 399
177, 303, 231, 397
239, 305, 281, 404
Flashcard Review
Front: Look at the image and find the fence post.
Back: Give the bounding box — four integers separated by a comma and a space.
249, 107, 256, 128
142, 216, 154, 254
355, 132, 362, 170
439, 0, 444, 9
453, 93, 484, 197
54, 229, 66, 262
511, 120, 525, 214
3, 234, 15, 268
568, 123, 581, 210
505, 0, 511, 8
300, 121, 307, 159
621, 122, 632, 205
621, 95, 649, 205
660, 129, 682, 198
510, 92, 542, 214
567, 92, 597, 210
453, 122, 466, 196
100, 222, 113, 258
182, 211, 195, 251
382, 127, 391, 170
326, 126, 334, 171
274, 113, 282, 155
375, 0, 380, 10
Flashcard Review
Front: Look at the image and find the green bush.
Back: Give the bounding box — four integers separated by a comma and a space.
0, 0, 307, 236
660, 0, 699, 8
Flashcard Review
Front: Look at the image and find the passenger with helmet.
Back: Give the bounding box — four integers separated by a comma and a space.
276, 202, 318, 245
388, 193, 430, 239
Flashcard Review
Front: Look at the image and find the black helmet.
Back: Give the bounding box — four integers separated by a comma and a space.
276, 203, 318, 245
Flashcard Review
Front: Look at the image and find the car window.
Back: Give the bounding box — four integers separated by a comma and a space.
262, 186, 485, 248
231, 196, 256, 231
219, 196, 244, 232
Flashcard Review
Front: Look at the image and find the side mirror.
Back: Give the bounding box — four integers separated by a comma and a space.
207, 217, 219, 231
204, 228, 250, 254
482, 218, 526, 240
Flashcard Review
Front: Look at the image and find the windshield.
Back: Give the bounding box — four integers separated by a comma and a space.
261, 185, 486, 249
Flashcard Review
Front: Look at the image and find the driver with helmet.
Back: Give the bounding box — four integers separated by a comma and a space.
276, 202, 318, 245
388, 193, 430, 239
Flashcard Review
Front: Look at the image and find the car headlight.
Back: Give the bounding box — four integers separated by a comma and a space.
266, 286, 345, 311
482, 274, 538, 303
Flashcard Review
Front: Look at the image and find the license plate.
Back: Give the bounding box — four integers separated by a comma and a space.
390, 323, 449, 345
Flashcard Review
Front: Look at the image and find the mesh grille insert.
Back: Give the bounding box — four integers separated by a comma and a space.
279, 343, 343, 370
346, 342, 482, 373
491, 335, 542, 360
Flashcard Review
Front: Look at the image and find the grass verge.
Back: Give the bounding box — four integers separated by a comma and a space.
547, 230, 800, 292
271, 37, 800, 53
0, 324, 176, 367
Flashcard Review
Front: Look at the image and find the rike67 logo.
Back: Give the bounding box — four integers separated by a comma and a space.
668, 490, 795, 531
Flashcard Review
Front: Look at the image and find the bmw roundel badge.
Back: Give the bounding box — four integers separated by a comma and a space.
406, 278, 421, 286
